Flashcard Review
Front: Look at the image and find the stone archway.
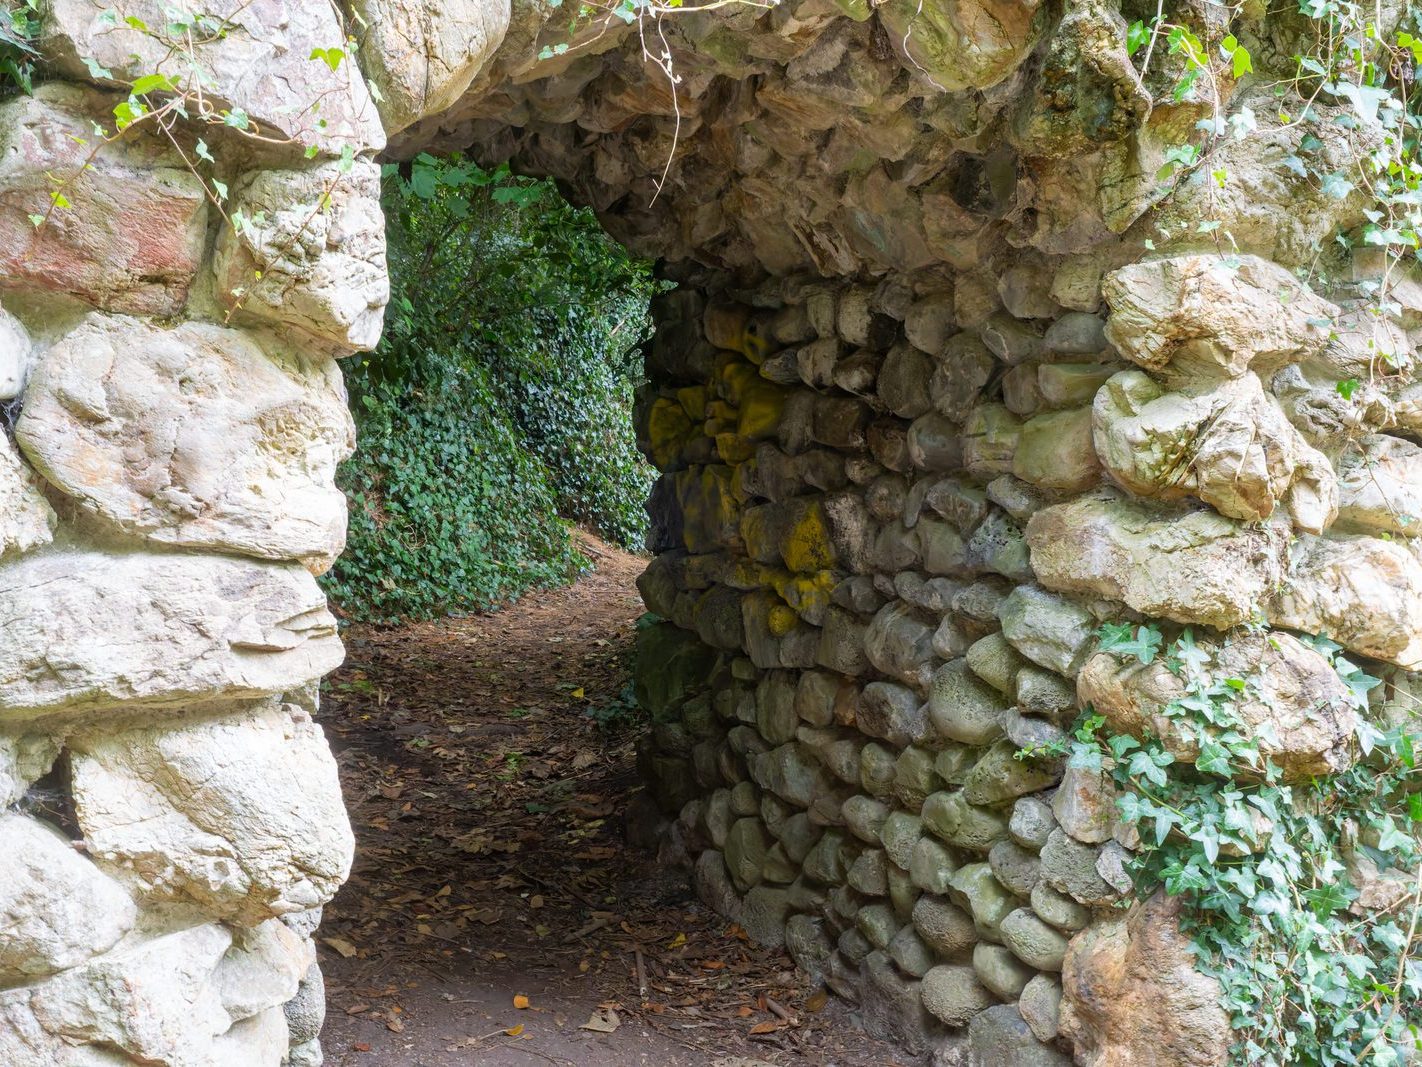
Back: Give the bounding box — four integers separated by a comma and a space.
1, 1, 1419, 1064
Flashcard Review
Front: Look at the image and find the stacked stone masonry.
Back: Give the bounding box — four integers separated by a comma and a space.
0, 0, 1419, 1064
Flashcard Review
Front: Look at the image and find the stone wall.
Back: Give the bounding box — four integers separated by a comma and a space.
0, 0, 1419, 1064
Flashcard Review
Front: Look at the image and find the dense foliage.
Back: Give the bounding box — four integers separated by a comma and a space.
1062, 625, 1422, 1066
323, 157, 658, 622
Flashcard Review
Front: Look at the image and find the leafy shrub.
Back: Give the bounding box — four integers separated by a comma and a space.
323, 156, 658, 621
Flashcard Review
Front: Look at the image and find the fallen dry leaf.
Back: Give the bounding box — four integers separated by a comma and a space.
513, 994, 530, 1010
580, 1007, 621, 1033
505, 1024, 525, 1037
322, 937, 360, 959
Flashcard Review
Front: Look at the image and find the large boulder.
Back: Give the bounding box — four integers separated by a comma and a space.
0, 925, 243, 1065
43, 0, 385, 154
351, 0, 512, 134
1078, 631, 1356, 780
0, 86, 207, 315
1059, 892, 1229, 1066
213, 160, 390, 351
70, 701, 354, 925
1268, 533, 1422, 669
1093, 370, 1337, 531
1026, 492, 1288, 629
0, 549, 343, 717
0, 814, 136, 983
17, 315, 354, 571
1103, 255, 1335, 381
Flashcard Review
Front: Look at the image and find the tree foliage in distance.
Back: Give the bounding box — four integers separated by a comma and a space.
323, 155, 659, 622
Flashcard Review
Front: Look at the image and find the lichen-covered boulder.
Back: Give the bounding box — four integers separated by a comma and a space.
213, 160, 390, 351
0, 549, 343, 717
1060, 891, 1229, 1066
70, 701, 354, 925
43, 0, 385, 154
1093, 369, 1337, 530
1026, 491, 1288, 629
17, 314, 354, 571
875, 0, 1044, 92
1078, 631, 1356, 780
1103, 255, 1335, 380
0, 86, 208, 316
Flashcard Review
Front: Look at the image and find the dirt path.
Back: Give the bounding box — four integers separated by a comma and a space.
317, 534, 907, 1066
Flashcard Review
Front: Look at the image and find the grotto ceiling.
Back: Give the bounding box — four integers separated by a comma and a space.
1, 0, 1421, 1065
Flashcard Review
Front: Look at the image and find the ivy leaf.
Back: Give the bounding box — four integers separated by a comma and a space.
1127, 20, 1149, 57
1336, 377, 1359, 400
1098, 622, 1163, 665
310, 47, 345, 73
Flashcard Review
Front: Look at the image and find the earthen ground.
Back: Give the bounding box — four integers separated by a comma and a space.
318, 533, 907, 1066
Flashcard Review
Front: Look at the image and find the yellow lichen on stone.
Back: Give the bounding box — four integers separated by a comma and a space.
736, 379, 786, 441
716, 433, 755, 464
676, 465, 742, 555
675, 385, 708, 422
781, 499, 836, 573
767, 601, 800, 636
773, 568, 836, 621
645, 396, 695, 471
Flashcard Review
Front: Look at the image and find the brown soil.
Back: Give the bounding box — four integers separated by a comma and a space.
318, 532, 908, 1066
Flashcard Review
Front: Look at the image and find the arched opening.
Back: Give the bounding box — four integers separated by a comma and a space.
2, 2, 1422, 1066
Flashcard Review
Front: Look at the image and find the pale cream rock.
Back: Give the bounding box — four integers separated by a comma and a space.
1093, 369, 1337, 531
213, 160, 390, 351
0, 549, 344, 717
1103, 255, 1336, 380
70, 702, 354, 925
1078, 631, 1356, 781
44, 0, 385, 154
352, 0, 512, 134
0, 814, 136, 982
0, 86, 207, 316
17, 314, 354, 571
0, 302, 31, 400
1335, 434, 1422, 536
1025, 491, 1288, 629
0, 434, 56, 560
1268, 533, 1422, 669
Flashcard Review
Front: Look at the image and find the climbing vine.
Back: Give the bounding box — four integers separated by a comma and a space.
1066, 624, 1422, 1065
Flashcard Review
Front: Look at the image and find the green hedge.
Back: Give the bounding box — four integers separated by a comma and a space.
322, 157, 657, 622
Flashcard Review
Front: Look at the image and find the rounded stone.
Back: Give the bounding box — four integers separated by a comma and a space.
973, 943, 1037, 1000
912, 894, 978, 957
922, 964, 995, 1027
1000, 908, 1069, 971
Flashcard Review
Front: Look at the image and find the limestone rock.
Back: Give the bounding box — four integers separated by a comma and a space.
17, 314, 354, 571
1013, 407, 1101, 492
0, 86, 207, 315
214, 161, 389, 351
876, 0, 1043, 93
352, 0, 511, 134
0, 548, 343, 717
216, 920, 314, 1023
1093, 370, 1337, 530
0, 435, 55, 561
968, 1004, 1072, 1066
0, 733, 59, 806
1026, 492, 1288, 629
0, 814, 136, 982
921, 964, 994, 1027
997, 585, 1096, 677
1078, 631, 1355, 781
70, 702, 354, 925
44, 0, 385, 154
1335, 434, 1422, 536
1059, 892, 1229, 1066
0, 302, 31, 400
1018, 975, 1062, 1042
1103, 255, 1335, 380
10, 924, 236, 1065
1268, 533, 1422, 669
